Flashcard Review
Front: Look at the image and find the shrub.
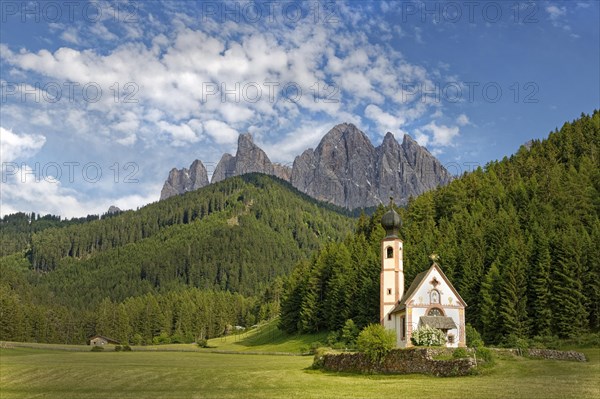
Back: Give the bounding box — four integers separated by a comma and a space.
309, 341, 323, 354
411, 325, 446, 346
465, 324, 484, 348
152, 332, 171, 345
114, 345, 122, 352
91, 346, 104, 352
122, 344, 132, 351
332, 342, 346, 350
196, 339, 208, 348
503, 334, 529, 353
341, 319, 359, 347
356, 324, 396, 363
452, 348, 469, 359
311, 347, 329, 369
475, 347, 494, 365
564, 332, 600, 348
326, 331, 339, 347
170, 333, 190, 344
530, 335, 561, 349
131, 334, 143, 346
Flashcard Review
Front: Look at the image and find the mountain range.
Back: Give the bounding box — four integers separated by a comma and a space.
160, 123, 453, 208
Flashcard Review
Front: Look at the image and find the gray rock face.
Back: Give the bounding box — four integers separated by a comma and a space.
291, 123, 378, 209
291, 124, 452, 208
211, 153, 236, 184
160, 159, 209, 200
106, 205, 122, 214
375, 132, 452, 204
159, 124, 452, 208
211, 134, 276, 183
273, 163, 292, 181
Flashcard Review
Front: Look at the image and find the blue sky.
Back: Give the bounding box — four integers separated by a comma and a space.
1, 0, 598, 217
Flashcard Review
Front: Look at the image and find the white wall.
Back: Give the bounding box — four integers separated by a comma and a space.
406, 267, 463, 348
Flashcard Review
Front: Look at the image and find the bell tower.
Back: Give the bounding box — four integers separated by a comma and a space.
380, 198, 404, 330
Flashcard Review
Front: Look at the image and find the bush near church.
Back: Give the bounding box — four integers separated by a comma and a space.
356, 324, 396, 362
411, 325, 447, 347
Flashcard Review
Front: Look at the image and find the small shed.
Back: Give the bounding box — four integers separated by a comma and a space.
88, 335, 120, 346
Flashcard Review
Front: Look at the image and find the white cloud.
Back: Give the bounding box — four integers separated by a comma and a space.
416, 121, 460, 147
0, 163, 161, 218
203, 120, 239, 145
365, 104, 406, 134
157, 120, 202, 146
60, 28, 81, 45
0, 127, 46, 163
261, 122, 333, 163
546, 5, 567, 20
414, 131, 429, 147
0, 3, 450, 216
456, 114, 470, 126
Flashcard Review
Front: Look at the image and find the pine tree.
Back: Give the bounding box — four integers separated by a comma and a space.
530, 229, 553, 336
479, 262, 502, 344
552, 230, 589, 337
500, 250, 529, 339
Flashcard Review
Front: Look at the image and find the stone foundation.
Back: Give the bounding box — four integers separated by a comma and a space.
320, 348, 476, 377
526, 349, 587, 362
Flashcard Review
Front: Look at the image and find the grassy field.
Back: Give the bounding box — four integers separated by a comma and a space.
204, 320, 328, 353
1, 345, 598, 399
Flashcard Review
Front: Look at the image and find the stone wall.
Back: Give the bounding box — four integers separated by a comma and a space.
320, 348, 476, 377
526, 349, 587, 362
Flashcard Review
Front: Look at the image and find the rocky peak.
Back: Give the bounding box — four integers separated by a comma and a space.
160, 124, 452, 208
106, 205, 122, 214
211, 133, 278, 183
160, 159, 209, 200
292, 123, 378, 209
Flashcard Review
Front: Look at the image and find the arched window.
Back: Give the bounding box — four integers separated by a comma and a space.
386, 247, 393, 258
428, 307, 443, 317
430, 289, 440, 304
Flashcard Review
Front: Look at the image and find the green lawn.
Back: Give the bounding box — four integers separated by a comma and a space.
1, 346, 598, 399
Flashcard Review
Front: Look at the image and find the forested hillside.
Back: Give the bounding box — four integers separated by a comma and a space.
0, 174, 355, 344
280, 111, 600, 344
0, 212, 104, 257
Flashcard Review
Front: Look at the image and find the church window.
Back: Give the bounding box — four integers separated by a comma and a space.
428, 307, 443, 317
386, 247, 393, 258
387, 288, 392, 295
448, 334, 455, 344
430, 289, 440, 304
401, 317, 406, 339
388, 314, 392, 321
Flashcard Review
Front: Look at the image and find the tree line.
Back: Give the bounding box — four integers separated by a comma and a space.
280, 111, 600, 344
0, 282, 280, 345
0, 174, 354, 344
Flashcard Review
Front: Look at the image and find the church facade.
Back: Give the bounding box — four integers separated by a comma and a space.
380, 203, 466, 348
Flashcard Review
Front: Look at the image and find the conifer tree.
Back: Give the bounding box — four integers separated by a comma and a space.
552, 230, 589, 337
479, 263, 502, 344
530, 229, 553, 336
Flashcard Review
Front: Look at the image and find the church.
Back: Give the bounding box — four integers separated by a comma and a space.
379, 201, 467, 348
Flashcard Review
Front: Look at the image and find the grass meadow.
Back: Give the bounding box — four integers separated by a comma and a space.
1, 344, 598, 399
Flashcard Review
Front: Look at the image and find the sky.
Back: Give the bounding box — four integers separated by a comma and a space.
1, 0, 599, 218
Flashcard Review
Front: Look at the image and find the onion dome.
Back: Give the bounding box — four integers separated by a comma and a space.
381, 197, 401, 238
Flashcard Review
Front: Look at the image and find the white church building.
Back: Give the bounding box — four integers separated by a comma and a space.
379, 202, 467, 348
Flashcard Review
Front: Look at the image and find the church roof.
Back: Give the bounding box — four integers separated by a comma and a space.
390, 269, 429, 313
419, 316, 457, 330
390, 262, 467, 314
